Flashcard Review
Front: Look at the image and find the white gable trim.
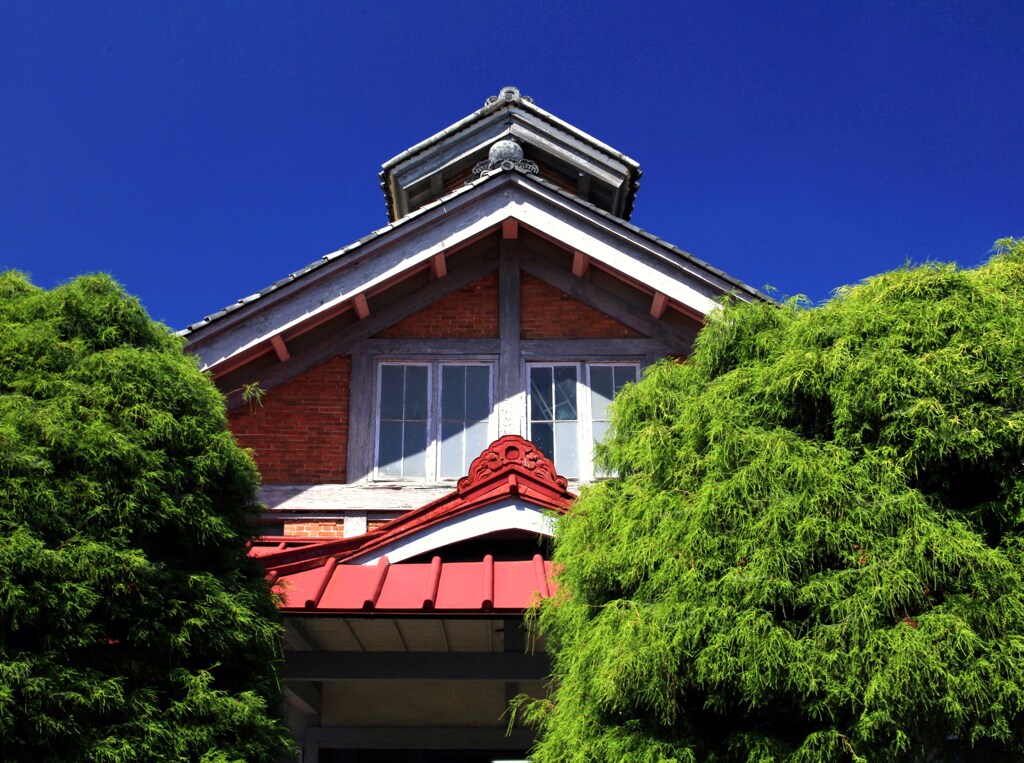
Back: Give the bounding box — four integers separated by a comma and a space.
351, 498, 556, 566
189, 172, 746, 372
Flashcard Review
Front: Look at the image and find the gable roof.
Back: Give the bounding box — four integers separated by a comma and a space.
253, 436, 571, 614
380, 86, 643, 222
183, 168, 770, 383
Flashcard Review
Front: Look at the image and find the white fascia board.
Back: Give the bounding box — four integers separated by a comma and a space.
505, 179, 725, 313
189, 183, 514, 371
517, 101, 640, 172
191, 172, 736, 372
509, 123, 623, 188
352, 499, 556, 566
391, 112, 511, 185
392, 109, 630, 191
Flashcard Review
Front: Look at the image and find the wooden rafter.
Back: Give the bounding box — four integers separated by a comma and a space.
269, 334, 291, 362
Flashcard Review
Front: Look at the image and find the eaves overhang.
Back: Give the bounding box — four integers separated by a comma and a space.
183, 169, 772, 377
380, 86, 643, 222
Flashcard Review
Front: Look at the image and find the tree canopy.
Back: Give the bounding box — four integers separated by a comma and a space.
0, 273, 291, 762
528, 239, 1024, 762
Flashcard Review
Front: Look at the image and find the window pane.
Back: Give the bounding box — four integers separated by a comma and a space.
614, 365, 638, 392
402, 421, 427, 477
405, 366, 429, 420
378, 421, 403, 478
530, 367, 553, 421
554, 421, 579, 478
441, 366, 465, 420
532, 422, 554, 462
465, 419, 488, 463
439, 420, 464, 479
592, 420, 611, 446
465, 366, 491, 421
554, 366, 578, 421
380, 366, 404, 420
590, 366, 615, 420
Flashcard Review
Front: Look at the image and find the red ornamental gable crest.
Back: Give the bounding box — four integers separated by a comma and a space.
457, 435, 568, 494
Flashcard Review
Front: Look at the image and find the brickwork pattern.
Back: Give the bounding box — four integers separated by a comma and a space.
228, 355, 350, 483
283, 521, 345, 539
520, 273, 644, 339
375, 272, 499, 338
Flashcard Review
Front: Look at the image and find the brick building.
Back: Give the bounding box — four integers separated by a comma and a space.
183, 87, 767, 762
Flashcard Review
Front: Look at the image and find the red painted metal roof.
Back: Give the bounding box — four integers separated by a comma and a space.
253, 436, 570, 614
274, 553, 554, 614
253, 436, 573, 576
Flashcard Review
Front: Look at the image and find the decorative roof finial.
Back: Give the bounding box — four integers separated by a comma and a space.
484, 86, 533, 109
471, 137, 539, 179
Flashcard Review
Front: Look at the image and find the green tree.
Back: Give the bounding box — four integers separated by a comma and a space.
527, 240, 1024, 762
0, 273, 292, 762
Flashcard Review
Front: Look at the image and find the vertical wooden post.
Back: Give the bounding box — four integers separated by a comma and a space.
497, 238, 523, 438
346, 353, 374, 483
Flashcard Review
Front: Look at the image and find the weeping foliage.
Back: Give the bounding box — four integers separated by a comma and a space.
0, 273, 292, 762
528, 240, 1024, 762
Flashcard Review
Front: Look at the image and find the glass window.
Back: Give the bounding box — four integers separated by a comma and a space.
530, 365, 579, 479
439, 364, 491, 479
589, 364, 638, 477
377, 364, 429, 478
528, 362, 638, 482
376, 361, 493, 481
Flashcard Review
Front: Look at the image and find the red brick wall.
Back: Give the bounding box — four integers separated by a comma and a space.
228, 355, 350, 483
375, 272, 499, 338
520, 273, 644, 339
283, 521, 345, 539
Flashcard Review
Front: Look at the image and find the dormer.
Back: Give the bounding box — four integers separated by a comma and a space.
380, 86, 642, 222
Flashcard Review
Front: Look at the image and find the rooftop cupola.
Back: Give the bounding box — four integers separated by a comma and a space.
380, 86, 642, 222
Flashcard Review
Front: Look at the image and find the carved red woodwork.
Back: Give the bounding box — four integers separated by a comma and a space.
458, 435, 568, 494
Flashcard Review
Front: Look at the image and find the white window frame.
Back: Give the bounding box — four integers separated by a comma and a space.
526, 361, 640, 482
373, 360, 495, 483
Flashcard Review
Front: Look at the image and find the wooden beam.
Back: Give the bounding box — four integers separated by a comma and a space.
502, 217, 519, 239
576, 171, 591, 200
284, 681, 321, 716
497, 239, 523, 436
521, 338, 668, 359
225, 254, 499, 410
571, 250, 590, 278
650, 291, 669, 319
305, 725, 534, 751
429, 172, 444, 197
345, 353, 374, 482
351, 338, 500, 356
519, 249, 697, 351
269, 334, 290, 362
284, 651, 549, 681
429, 251, 447, 279
353, 292, 370, 320
283, 619, 321, 651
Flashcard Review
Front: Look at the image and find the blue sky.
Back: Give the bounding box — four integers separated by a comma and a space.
2, 2, 1021, 330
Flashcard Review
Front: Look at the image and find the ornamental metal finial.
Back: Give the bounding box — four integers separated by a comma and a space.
471, 138, 539, 179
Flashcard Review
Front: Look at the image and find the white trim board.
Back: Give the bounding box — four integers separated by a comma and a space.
351, 499, 556, 566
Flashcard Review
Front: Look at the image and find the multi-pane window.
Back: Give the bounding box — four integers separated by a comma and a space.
529, 365, 581, 479
528, 363, 638, 481
376, 362, 493, 481
377, 364, 430, 478
439, 365, 491, 479
588, 364, 638, 477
